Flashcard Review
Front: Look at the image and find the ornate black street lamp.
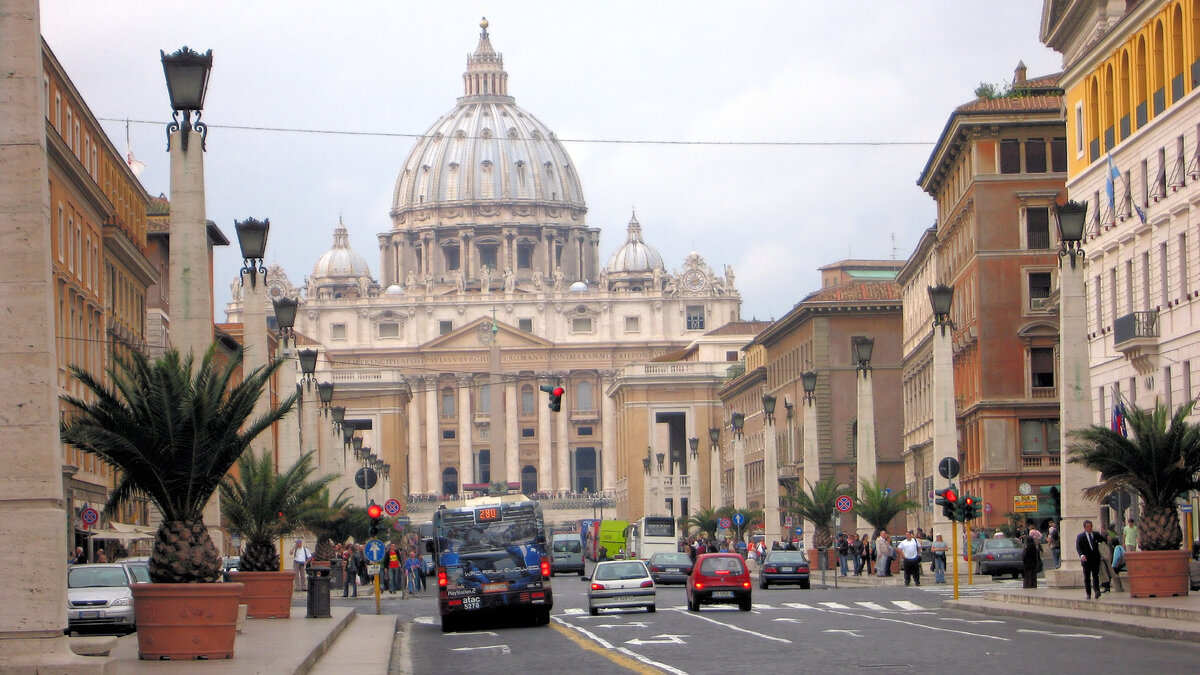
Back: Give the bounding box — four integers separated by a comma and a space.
317, 382, 334, 414
298, 348, 318, 390
801, 370, 818, 404
852, 336, 874, 374
762, 393, 777, 424
688, 437, 699, 460
273, 297, 298, 348
928, 284, 955, 336
1055, 200, 1088, 269
161, 46, 212, 151
234, 217, 269, 289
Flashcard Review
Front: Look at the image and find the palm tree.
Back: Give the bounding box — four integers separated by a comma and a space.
687, 506, 723, 539
782, 479, 852, 549
305, 488, 353, 561
854, 478, 918, 533
719, 506, 764, 543
60, 347, 294, 583
1068, 400, 1200, 551
219, 449, 338, 571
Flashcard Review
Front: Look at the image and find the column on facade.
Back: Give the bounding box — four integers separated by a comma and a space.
931, 324, 957, 544
802, 396, 819, 550
537, 375, 553, 494
457, 375, 473, 487
855, 366, 877, 536
733, 430, 746, 509
462, 232, 474, 280
277, 358, 301, 473
424, 376, 440, 495
378, 235, 392, 287
505, 375, 519, 488
763, 415, 781, 544
300, 381, 320, 476
555, 379, 571, 491
600, 372, 616, 490
710, 436, 723, 509
407, 383, 424, 495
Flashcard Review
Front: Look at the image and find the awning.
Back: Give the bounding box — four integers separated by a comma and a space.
88, 521, 156, 543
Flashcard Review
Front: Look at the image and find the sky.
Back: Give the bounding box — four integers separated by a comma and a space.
39, 1, 1063, 323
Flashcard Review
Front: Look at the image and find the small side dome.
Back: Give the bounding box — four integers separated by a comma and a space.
312, 218, 372, 281
606, 212, 663, 273
569, 280, 588, 293
384, 284, 405, 296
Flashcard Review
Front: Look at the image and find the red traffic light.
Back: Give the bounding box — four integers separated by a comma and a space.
962, 495, 974, 506
367, 504, 383, 519
552, 386, 564, 397
945, 488, 958, 503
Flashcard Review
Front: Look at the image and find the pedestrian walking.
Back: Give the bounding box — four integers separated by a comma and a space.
404, 551, 423, 597
1098, 535, 1122, 593
896, 531, 921, 586
874, 530, 892, 577
290, 539, 312, 592
386, 544, 402, 594
836, 533, 849, 577
1021, 529, 1042, 589
1123, 518, 1138, 552
930, 534, 948, 584
1076, 520, 1104, 599
1047, 524, 1061, 568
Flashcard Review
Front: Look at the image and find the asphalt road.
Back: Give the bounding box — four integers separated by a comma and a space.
327, 572, 1200, 674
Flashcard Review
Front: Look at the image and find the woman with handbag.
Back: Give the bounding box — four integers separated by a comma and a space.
1022, 530, 1043, 588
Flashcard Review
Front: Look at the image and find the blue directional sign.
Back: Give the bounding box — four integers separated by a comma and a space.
732, 513, 746, 527
794, 527, 804, 536
364, 538, 386, 563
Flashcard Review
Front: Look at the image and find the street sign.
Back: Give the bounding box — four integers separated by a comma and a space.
366, 563, 381, 576
1182, 504, 1194, 513
794, 527, 803, 536
393, 520, 405, 532
364, 538, 386, 563
1013, 496, 1039, 513
384, 498, 402, 516
718, 517, 732, 530
394, 516, 411, 525
983, 502, 993, 514
80, 506, 99, 526
732, 513, 746, 527
938, 457, 961, 480
785, 516, 793, 527
835, 495, 854, 513
355, 467, 378, 490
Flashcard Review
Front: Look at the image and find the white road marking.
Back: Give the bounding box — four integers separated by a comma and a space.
625, 634, 689, 646
891, 600, 925, 611
940, 618, 1005, 624
819, 602, 850, 609
551, 616, 689, 675
823, 629, 863, 638
448, 631, 498, 637
672, 608, 792, 643
816, 607, 1010, 641
773, 618, 803, 623
596, 622, 650, 629
782, 602, 815, 610
1018, 629, 1101, 639
414, 616, 436, 624
451, 644, 511, 654
854, 601, 888, 611
561, 608, 585, 615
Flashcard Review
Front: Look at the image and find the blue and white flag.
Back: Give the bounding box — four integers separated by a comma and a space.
1106, 153, 1120, 213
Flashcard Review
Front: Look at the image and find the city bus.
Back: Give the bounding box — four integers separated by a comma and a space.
584, 519, 628, 561
428, 494, 552, 632
624, 516, 677, 560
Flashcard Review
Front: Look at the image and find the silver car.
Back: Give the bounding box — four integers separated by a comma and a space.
66, 564, 137, 634
588, 559, 655, 615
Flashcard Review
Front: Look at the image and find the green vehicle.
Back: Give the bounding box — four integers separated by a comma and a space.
585, 519, 629, 561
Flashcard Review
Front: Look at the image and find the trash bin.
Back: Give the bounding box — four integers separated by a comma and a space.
306, 564, 331, 618
328, 559, 344, 590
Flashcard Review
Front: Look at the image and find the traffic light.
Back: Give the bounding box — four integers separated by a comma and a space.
539, 384, 564, 412
935, 484, 959, 521
367, 503, 383, 538
961, 494, 979, 521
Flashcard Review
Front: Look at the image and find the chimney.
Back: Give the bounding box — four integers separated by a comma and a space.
1014, 60, 1027, 85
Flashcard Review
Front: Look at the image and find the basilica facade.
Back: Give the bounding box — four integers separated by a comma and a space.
226, 20, 742, 504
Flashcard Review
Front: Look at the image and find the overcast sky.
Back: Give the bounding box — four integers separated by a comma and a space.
39, 1, 1062, 322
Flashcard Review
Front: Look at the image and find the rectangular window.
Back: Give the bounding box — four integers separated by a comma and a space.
1074, 104, 1084, 159
521, 388, 534, 414
1028, 272, 1051, 309
1026, 208, 1050, 249
518, 318, 533, 333
1109, 268, 1118, 323
1164, 366, 1173, 410
521, 427, 535, 438
577, 427, 593, 436
1126, 260, 1135, 314
686, 305, 705, 330
1020, 419, 1060, 454
378, 322, 399, 338
1184, 361, 1193, 403
517, 244, 533, 270
624, 316, 640, 333
726, 350, 739, 362
999, 139, 1021, 174
330, 323, 347, 340
67, 216, 74, 272
478, 384, 490, 414
1093, 274, 1103, 327
1179, 232, 1188, 299
1140, 158, 1150, 208
571, 317, 593, 333
1030, 347, 1055, 388
1142, 251, 1151, 311
442, 429, 456, 440
439, 320, 453, 335
1025, 138, 1047, 173
441, 390, 455, 416
444, 246, 460, 271
57, 204, 64, 261
1160, 242, 1170, 307
1051, 137, 1067, 171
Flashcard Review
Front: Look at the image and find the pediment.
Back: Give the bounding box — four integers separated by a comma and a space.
421, 316, 553, 350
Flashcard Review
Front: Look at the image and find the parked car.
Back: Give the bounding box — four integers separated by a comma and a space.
421, 553, 436, 576
686, 553, 752, 612
647, 552, 693, 585
967, 537, 1024, 577
759, 550, 810, 589
221, 556, 240, 582
66, 563, 137, 635
550, 534, 586, 576
587, 559, 655, 616
120, 559, 151, 584
889, 535, 933, 562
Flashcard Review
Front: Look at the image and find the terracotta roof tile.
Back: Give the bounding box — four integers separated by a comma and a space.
705, 320, 773, 336
801, 279, 901, 303
955, 94, 1062, 114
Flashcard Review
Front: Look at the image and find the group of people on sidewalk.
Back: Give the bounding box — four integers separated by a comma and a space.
288, 539, 429, 599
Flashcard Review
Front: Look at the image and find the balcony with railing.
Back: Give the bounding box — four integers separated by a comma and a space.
1113, 310, 1159, 364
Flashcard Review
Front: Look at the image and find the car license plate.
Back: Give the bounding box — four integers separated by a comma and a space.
781, 567, 793, 572
462, 596, 481, 611
615, 595, 638, 601
80, 611, 100, 619
666, 568, 679, 573
484, 582, 507, 592
712, 591, 734, 598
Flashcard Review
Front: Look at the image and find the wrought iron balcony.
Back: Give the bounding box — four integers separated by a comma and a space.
1113, 311, 1159, 349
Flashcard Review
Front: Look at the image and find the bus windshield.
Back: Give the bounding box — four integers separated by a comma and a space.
435, 500, 547, 591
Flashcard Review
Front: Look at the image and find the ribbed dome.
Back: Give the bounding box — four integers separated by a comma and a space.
607, 212, 663, 273
312, 220, 371, 280
390, 19, 585, 221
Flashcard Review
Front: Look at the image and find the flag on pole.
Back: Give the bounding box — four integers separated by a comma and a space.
1105, 153, 1120, 214
1110, 401, 1128, 438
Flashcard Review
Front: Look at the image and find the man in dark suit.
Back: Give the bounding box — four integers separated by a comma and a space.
1076, 519, 1104, 599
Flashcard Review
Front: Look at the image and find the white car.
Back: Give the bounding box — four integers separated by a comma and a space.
587, 559, 655, 615
66, 563, 137, 635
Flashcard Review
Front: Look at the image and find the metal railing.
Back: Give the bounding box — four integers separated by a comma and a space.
1113, 310, 1159, 346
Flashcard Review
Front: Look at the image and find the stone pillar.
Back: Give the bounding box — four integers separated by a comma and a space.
488, 341, 505, 485
931, 324, 957, 545
1048, 256, 1096, 588
763, 416, 781, 545
407, 385, 424, 494
600, 373, 617, 490
168, 126, 212, 357
0, 3, 107, 668
855, 367, 877, 536
710, 437, 723, 510
733, 431, 746, 509
424, 376, 440, 495
538, 375, 553, 493
802, 395, 819, 550
301, 381, 320, 475
457, 375, 473, 486
504, 375, 519, 488
242, 286, 271, 459
276, 355, 301, 472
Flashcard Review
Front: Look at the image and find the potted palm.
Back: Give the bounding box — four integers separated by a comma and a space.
855, 479, 919, 574
686, 506, 723, 540
1068, 400, 1200, 597
783, 479, 852, 571
305, 489, 353, 590
219, 449, 336, 617
60, 347, 293, 660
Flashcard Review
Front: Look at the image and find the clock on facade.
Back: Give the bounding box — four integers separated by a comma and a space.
1018, 482, 1032, 495
682, 269, 706, 292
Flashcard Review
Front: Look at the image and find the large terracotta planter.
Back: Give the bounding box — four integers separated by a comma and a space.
231, 570, 295, 618
131, 582, 242, 660
1125, 549, 1191, 598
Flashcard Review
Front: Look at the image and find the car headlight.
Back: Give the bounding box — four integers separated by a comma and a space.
110, 597, 133, 606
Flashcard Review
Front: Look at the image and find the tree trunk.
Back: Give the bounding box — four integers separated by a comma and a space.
150, 519, 222, 583
1140, 502, 1183, 551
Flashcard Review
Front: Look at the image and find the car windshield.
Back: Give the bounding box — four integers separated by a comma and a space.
68, 566, 128, 588
699, 556, 745, 575
765, 552, 807, 564
124, 564, 150, 583
594, 562, 648, 581
651, 553, 691, 565
552, 539, 582, 553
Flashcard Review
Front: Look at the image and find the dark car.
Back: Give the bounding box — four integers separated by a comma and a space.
686, 553, 751, 612
967, 537, 1024, 577
759, 550, 810, 589
647, 552, 693, 585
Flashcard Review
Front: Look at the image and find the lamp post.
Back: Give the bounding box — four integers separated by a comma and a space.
852, 336, 877, 535
273, 297, 298, 350
731, 413, 746, 510
762, 393, 780, 544
236, 217, 275, 469
1049, 200, 1094, 588
929, 284, 957, 545
801, 370, 819, 550
296, 348, 318, 480
709, 427, 723, 509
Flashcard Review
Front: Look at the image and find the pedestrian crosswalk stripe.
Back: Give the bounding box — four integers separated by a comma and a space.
891, 600, 924, 611
854, 601, 887, 611
782, 602, 815, 610
819, 602, 850, 609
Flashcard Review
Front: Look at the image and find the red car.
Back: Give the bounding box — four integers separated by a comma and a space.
686, 553, 752, 612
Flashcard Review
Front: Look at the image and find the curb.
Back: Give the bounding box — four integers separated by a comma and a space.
294, 607, 357, 673
947, 598, 1200, 643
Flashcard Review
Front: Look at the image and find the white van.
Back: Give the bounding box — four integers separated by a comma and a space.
550, 534, 585, 576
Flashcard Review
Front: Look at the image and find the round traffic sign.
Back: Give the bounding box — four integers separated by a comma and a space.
732, 513, 746, 527
718, 517, 732, 530
384, 498, 402, 516
983, 502, 993, 514
794, 527, 804, 536
363, 539, 386, 563
355, 467, 378, 490
80, 507, 99, 525
938, 457, 961, 480
835, 495, 854, 513
785, 516, 793, 527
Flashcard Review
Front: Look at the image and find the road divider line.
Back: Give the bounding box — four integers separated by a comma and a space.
550, 617, 687, 675
818, 608, 1010, 641
671, 609, 792, 643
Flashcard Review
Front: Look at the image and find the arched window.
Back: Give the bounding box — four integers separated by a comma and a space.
1118, 50, 1132, 139
1191, 1, 1200, 89
1152, 20, 1167, 115
1169, 4, 1185, 102
521, 465, 538, 495
1104, 65, 1116, 151
576, 380, 594, 411
442, 468, 459, 497
1087, 76, 1101, 161
1136, 36, 1150, 127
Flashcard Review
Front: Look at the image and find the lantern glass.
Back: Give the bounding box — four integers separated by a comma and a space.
273, 297, 298, 330
801, 370, 818, 393
317, 382, 334, 404
709, 427, 721, 445
298, 348, 318, 376
928, 284, 954, 317
762, 394, 777, 415
234, 217, 269, 260
731, 412, 745, 431
1055, 200, 1088, 243
331, 406, 346, 424
160, 47, 212, 111
852, 336, 875, 364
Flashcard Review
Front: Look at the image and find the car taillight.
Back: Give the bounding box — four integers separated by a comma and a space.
742, 581, 751, 588
764, 566, 777, 573
651, 566, 662, 572
694, 582, 704, 589
438, 568, 448, 588
985, 553, 995, 560
591, 583, 605, 591
799, 567, 809, 573
640, 580, 653, 588
715, 570, 729, 575
541, 556, 551, 578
